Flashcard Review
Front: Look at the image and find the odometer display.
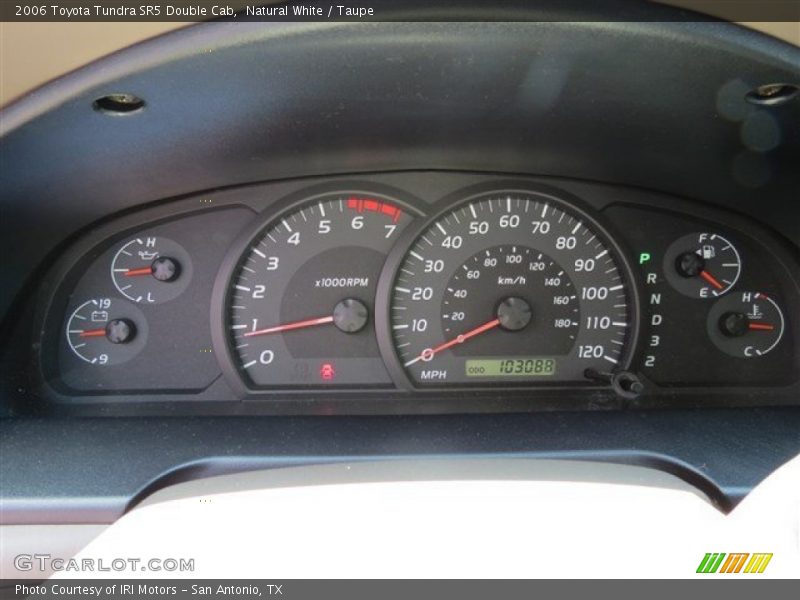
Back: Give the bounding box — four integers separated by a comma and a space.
466, 358, 556, 377
386, 190, 633, 386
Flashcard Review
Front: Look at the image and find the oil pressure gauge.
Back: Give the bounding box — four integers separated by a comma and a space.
110, 236, 192, 303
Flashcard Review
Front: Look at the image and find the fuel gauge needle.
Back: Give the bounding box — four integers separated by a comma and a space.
699, 269, 725, 290
404, 318, 501, 367
243, 315, 335, 337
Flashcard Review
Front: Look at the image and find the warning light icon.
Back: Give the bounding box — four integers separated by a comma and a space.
320, 362, 336, 381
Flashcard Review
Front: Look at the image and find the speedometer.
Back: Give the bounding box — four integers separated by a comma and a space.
380, 189, 636, 387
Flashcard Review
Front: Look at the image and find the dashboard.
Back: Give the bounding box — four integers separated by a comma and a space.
1, 13, 799, 530
25, 172, 799, 414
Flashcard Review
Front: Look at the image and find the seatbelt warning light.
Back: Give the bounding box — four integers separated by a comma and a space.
320, 363, 336, 381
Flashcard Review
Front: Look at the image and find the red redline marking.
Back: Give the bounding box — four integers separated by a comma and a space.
243, 315, 335, 337
748, 323, 775, 331
346, 197, 402, 222
124, 267, 153, 277
79, 328, 107, 338
699, 270, 724, 290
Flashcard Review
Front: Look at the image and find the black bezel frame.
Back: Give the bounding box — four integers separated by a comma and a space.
22, 170, 800, 415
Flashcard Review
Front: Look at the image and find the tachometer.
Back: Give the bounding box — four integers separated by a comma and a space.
381, 190, 636, 386
225, 190, 414, 387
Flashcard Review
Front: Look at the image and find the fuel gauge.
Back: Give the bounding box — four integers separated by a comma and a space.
707, 291, 785, 357
664, 233, 741, 298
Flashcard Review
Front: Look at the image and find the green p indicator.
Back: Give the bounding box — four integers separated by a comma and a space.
639, 252, 652, 265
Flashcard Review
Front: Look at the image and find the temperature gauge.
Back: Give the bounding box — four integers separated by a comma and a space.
707, 291, 785, 357
65, 297, 148, 365
664, 233, 741, 298
111, 236, 192, 303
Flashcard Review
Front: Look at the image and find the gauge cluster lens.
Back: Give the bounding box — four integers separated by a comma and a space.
227, 192, 413, 387
386, 192, 633, 386
46, 177, 798, 402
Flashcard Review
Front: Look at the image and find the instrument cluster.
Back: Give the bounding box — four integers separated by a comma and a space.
32, 173, 799, 413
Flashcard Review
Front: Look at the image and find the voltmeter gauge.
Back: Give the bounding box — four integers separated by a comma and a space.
110, 237, 192, 303
664, 233, 741, 298
707, 291, 785, 358
65, 297, 148, 365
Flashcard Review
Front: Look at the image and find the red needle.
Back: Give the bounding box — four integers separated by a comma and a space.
748, 323, 775, 331
405, 318, 501, 366
699, 270, 724, 290
124, 267, 153, 277
243, 315, 335, 337
79, 328, 106, 338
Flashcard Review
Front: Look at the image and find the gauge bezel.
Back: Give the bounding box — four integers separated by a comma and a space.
26, 171, 798, 412
209, 181, 427, 395
375, 181, 643, 392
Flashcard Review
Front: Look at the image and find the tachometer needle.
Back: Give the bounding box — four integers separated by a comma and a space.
699, 269, 724, 290
404, 318, 501, 367
243, 315, 335, 337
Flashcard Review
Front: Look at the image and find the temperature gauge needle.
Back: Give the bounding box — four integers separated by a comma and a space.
404, 318, 501, 367
699, 269, 724, 290
748, 322, 775, 331
243, 315, 335, 337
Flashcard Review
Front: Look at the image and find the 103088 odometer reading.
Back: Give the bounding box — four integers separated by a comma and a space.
466, 358, 556, 377
384, 190, 634, 386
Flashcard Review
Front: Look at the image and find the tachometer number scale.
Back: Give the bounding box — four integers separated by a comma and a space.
228, 193, 413, 387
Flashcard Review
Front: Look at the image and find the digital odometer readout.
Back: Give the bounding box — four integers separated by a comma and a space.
466, 358, 556, 377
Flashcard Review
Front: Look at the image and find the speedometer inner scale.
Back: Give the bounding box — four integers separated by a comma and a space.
386, 192, 633, 386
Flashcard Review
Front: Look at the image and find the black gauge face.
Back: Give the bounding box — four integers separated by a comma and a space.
228, 192, 413, 387
64, 297, 147, 366
111, 237, 192, 303
664, 233, 741, 298
388, 192, 634, 386
707, 291, 786, 358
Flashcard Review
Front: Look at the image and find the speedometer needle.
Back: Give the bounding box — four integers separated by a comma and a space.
243, 315, 335, 337
404, 318, 501, 367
